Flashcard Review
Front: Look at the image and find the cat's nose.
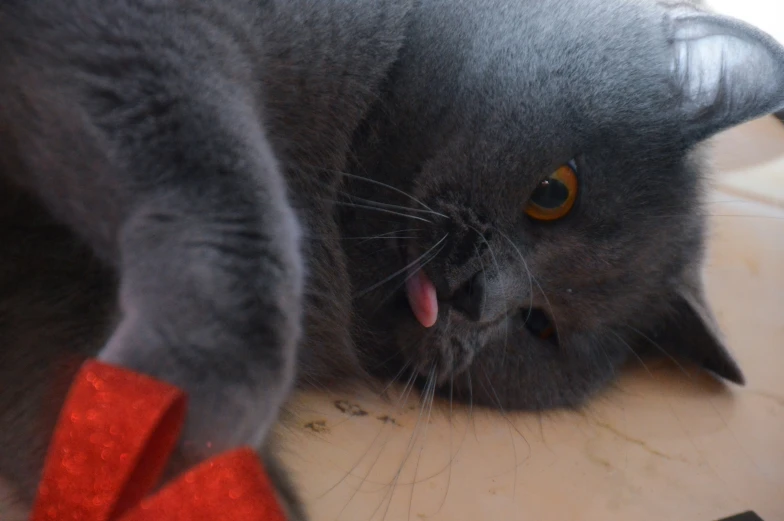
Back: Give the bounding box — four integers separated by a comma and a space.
450, 271, 506, 323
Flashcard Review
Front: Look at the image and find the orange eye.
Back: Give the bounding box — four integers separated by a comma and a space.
524, 163, 578, 221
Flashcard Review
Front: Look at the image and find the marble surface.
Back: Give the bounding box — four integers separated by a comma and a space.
279, 118, 784, 521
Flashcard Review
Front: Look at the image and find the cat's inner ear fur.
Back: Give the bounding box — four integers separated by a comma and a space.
664, 4, 784, 139
647, 284, 745, 385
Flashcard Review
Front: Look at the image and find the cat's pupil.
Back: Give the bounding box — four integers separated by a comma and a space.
530, 178, 569, 209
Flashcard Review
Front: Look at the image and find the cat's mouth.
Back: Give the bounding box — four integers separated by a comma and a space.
399, 241, 559, 346
398, 237, 440, 328
405, 268, 439, 328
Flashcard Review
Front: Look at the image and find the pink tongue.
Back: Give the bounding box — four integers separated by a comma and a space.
405, 269, 439, 328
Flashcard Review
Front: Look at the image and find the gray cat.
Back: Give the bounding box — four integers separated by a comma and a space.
1, 0, 783, 518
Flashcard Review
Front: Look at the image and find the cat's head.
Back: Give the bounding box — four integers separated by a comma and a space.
343, 0, 784, 409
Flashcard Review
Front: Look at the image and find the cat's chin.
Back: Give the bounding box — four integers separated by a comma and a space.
377, 300, 479, 385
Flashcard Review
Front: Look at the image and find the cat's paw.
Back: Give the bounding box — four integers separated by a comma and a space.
98, 312, 298, 460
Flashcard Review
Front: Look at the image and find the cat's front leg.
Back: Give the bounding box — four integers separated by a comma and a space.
0, 4, 307, 514
95, 131, 304, 463
4, 60, 305, 467
4, 97, 306, 514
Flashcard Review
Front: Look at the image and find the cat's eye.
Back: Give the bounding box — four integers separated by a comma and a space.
524, 162, 578, 221
525, 308, 557, 344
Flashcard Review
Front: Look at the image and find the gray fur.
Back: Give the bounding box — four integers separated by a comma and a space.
1, 0, 783, 518
344, 0, 784, 411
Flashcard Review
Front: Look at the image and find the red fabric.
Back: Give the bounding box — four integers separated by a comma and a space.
30, 360, 286, 521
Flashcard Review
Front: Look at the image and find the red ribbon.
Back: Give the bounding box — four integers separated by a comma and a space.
30, 360, 287, 521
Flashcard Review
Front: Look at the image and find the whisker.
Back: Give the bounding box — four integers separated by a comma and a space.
369, 238, 449, 315
398, 313, 468, 492
625, 325, 691, 378
477, 366, 527, 498
469, 225, 512, 372
372, 366, 434, 521
335, 171, 440, 213
493, 228, 536, 325
320, 416, 392, 502
445, 374, 455, 508
331, 368, 419, 517
467, 370, 479, 444
694, 214, 783, 221
436, 372, 456, 515
473, 244, 489, 323
331, 200, 433, 223
533, 279, 560, 342
354, 234, 449, 298
347, 235, 422, 242
593, 333, 618, 375
369, 343, 409, 370
379, 359, 413, 397
345, 229, 420, 245
407, 365, 437, 521
397, 368, 420, 410
336, 194, 449, 219
318, 368, 418, 501
304, 165, 439, 213
608, 329, 655, 379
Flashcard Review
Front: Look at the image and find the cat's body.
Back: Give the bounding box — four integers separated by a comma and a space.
1, 0, 783, 517
0, 1, 409, 515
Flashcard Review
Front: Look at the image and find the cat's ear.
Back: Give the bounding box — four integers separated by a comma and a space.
663, 4, 784, 140
651, 282, 744, 385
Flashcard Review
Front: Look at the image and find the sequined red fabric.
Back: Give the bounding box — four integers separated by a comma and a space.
30, 360, 287, 521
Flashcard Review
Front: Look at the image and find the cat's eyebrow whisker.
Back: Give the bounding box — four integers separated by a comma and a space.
495, 227, 559, 377
592, 331, 619, 375
625, 325, 692, 378
534, 280, 560, 344
630, 210, 784, 222
330, 200, 434, 223
469, 225, 512, 370
473, 244, 489, 324
708, 214, 784, 221
354, 234, 449, 298
608, 329, 655, 379
493, 228, 536, 326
